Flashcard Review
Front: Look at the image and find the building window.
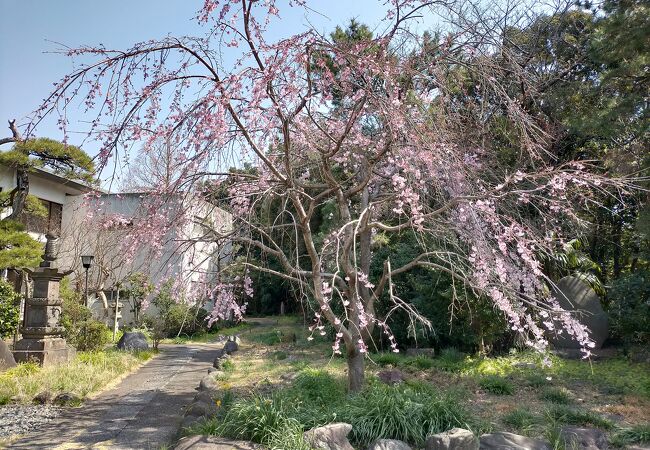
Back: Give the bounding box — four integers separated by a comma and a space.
18, 199, 63, 236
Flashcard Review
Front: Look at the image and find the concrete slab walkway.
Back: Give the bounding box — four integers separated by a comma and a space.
8, 343, 217, 450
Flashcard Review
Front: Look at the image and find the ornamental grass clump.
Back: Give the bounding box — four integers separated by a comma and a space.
339, 381, 469, 446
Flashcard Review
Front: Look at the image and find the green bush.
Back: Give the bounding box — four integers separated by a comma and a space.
0, 279, 21, 338
60, 279, 110, 351
502, 408, 540, 431
546, 405, 614, 429
607, 270, 650, 345
212, 395, 311, 450
539, 387, 572, 404
340, 381, 469, 446
479, 376, 514, 395
610, 424, 650, 447
373, 352, 403, 367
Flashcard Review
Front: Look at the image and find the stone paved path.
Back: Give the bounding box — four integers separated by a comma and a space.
8, 343, 217, 450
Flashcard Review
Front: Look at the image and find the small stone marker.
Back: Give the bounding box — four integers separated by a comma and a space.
549, 276, 608, 349
0, 341, 17, 371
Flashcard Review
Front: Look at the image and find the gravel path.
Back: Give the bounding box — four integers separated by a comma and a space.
0, 405, 61, 438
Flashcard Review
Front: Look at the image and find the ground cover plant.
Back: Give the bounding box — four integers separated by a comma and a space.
0, 349, 154, 405
184, 318, 650, 449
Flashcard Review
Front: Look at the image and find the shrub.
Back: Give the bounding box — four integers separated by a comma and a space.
607, 270, 650, 345
70, 320, 111, 351
60, 280, 111, 351
502, 408, 539, 431
340, 381, 468, 446
0, 279, 21, 338
526, 373, 549, 388
374, 352, 403, 367
479, 376, 514, 395
546, 405, 614, 429
214, 395, 311, 449
289, 369, 345, 407
405, 355, 435, 370
539, 387, 572, 405
610, 424, 650, 447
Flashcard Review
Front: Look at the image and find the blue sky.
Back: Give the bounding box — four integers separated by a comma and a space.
0, 1, 436, 186
0, 1, 390, 142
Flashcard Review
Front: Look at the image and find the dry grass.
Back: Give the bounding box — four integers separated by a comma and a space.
0, 349, 155, 404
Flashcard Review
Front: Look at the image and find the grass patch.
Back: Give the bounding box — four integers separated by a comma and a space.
502, 408, 540, 432
526, 373, 550, 388
479, 376, 514, 395
610, 423, 650, 447
196, 369, 468, 448
546, 405, 614, 430
0, 349, 155, 403
340, 380, 469, 446
539, 387, 572, 405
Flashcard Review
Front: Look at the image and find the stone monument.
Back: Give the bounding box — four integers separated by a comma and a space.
13, 234, 75, 366
549, 276, 609, 350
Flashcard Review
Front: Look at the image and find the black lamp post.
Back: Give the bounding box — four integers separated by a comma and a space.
81, 255, 94, 307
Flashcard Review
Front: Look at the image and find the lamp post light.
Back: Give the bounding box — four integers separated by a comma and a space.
81, 255, 94, 307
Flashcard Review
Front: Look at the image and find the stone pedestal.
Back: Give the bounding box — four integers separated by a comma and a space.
13, 235, 75, 366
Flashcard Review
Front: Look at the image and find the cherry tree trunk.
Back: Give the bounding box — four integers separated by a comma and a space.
347, 344, 365, 393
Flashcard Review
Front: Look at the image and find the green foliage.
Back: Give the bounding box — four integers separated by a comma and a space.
1, 138, 95, 183
287, 369, 346, 408
0, 279, 21, 338
123, 272, 154, 326
148, 281, 210, 338
60, 278, 110, 351
525, 373, 550, 388
610, 424, 650, 447
539, 387, 572, 405
210, 395, 311, 450
340, 381, 469, 446
545, 405, 614, 430
479, 376, 514, 395
607, 270, 650, 345
502, 408, 540, 432
0, 220, 43, 269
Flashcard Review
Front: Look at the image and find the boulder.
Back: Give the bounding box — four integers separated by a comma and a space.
479, 432, 551, 450
304, 423, 354, 450
406, 348, 436, 358
213, 353, 230, 369
33, 391, 53, 404
185, 400, 218, 418
53, 392, 81, 406
560, 427, 608, 450
0, 341, 16, 371
174, 435, 261, 450
223, 340, 239, 354
116, 332, 149, 351
427, 428, 478, 450
377, 369, 406, 385
194, 390, 216, 405
549, 276, 608, 349
198, 375, 218, 392
369, 438, 412, 450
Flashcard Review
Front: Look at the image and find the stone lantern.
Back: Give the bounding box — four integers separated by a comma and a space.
13, 234, 75, 366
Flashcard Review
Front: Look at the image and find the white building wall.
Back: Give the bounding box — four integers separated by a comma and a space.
59, 192, 232, 326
